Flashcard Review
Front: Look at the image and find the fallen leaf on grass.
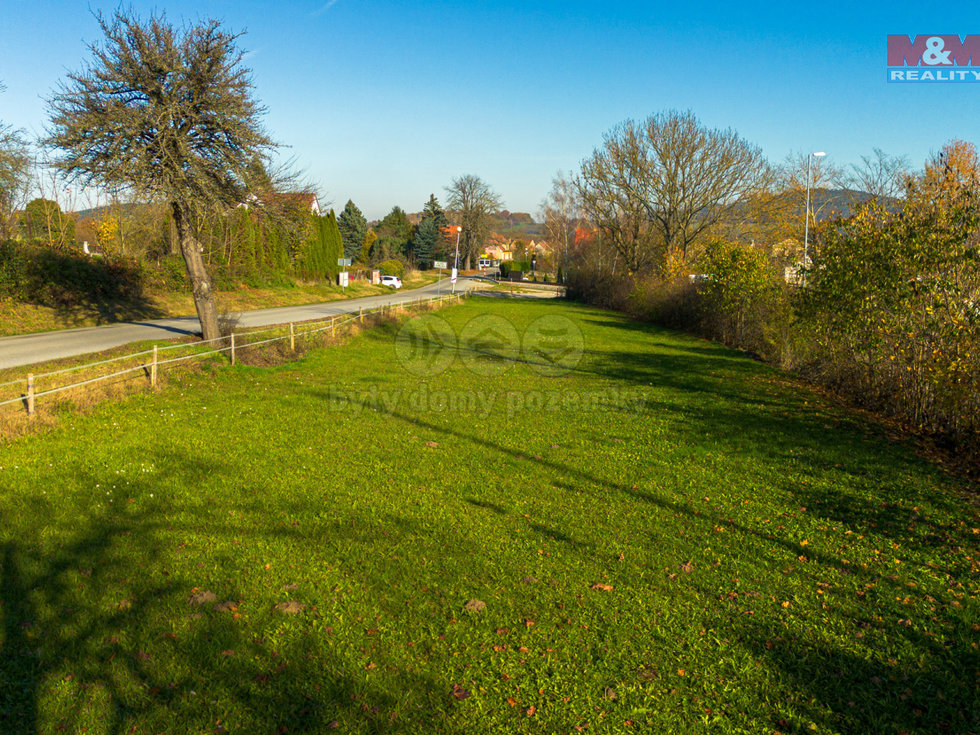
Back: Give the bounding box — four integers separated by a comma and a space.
274, 601, 306, 615
214, 601, 238, 612
463, 599, 486, 613
590, 583, 614, 592
495, 627, 510, 635
451, 683, 470, 700
526, 705, 537, 716
507, 697, 518, 707
188, 591, 217, 606
425, 441, 439, 448
679, 562, 694, 574
604, 687, 618, 701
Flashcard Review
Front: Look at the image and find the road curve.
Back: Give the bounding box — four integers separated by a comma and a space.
0, 278, 479, 370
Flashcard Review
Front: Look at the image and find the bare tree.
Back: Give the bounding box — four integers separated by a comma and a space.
843, 148, 912, 203
540, 171, 583, 282
577, 129, 660, 274
44, 10, 277, 340
445, 174, 503, 270
578, 110, 771, 274
0, 82, 32, 241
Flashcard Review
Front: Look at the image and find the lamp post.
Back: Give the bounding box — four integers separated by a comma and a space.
803, 151, 826, 276
451, 225, 462, 294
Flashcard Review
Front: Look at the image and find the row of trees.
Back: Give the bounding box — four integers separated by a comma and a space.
334, 175, 505, 271
558, 108, 979, 457
1, 9, 511, 340
546, 110, 914, 284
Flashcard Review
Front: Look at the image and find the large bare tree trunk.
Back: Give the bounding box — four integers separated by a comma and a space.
172, 201, 220, 341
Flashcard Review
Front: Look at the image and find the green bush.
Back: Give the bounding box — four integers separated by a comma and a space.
377, 259, 405, 277
0, 241, 146, 306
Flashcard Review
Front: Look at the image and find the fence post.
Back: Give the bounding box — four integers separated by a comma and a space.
289, 322, 295, 351
230, 333, 236, 366
359, 307, 363, 324
151, 345, 158, 387
26, 373, 35, 418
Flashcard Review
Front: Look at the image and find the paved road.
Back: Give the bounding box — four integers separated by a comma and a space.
0, 278, 480, 370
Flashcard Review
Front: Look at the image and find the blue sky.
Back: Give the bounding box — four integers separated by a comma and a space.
2, 1, 979, 219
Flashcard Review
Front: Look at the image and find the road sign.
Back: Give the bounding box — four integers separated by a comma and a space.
433, 260, 447, 270
450, 268, 458, 283
337, 258, 352, 267
338, 271, 349, 287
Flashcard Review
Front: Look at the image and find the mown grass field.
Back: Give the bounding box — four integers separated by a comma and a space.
0, 297, 977, 734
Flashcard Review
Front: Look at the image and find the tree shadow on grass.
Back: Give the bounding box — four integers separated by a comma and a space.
300, 386, 979, 733
0, 448, 459, 734
49, 295, 166, 328
731, 614, 979, 734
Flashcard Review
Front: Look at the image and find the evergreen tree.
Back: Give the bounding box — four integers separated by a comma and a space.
410, 194, 448, 266
297, 210, 343, 280
375, 205, 413, 259
337, 199, 367, 260
412, 217, 438, 266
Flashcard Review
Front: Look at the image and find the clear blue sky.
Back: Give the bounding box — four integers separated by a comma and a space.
2, 1, 979, 220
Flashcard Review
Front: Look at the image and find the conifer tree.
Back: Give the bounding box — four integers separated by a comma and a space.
410, 194, 448, 266
338, 199, 367, 260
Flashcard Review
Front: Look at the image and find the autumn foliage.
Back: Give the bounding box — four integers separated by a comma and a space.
802, 141, 980, 447
569, 139, 980, 461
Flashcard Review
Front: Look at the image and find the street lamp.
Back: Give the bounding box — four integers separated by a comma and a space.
451, 225, 462, 294
803, 151, 826, 275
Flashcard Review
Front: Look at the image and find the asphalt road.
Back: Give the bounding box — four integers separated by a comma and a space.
0, 278, 480, 370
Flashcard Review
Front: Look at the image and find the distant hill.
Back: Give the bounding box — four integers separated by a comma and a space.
490, 211, 543, 239
782, 188, 900, 221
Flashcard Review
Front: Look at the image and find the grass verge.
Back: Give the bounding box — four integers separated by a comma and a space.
0, 271, 441, 337
0, 297, 977, 733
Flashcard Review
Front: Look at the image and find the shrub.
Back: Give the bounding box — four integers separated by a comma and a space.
0, 241, 145, 306
378, 259, 405, 277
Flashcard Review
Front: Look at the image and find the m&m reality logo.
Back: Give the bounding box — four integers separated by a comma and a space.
888, 35, 980, 82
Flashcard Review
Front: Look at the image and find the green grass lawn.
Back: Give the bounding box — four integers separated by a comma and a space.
0, 298, 977, 734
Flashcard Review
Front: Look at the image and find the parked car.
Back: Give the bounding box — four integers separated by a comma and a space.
381, 275, 402, 289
